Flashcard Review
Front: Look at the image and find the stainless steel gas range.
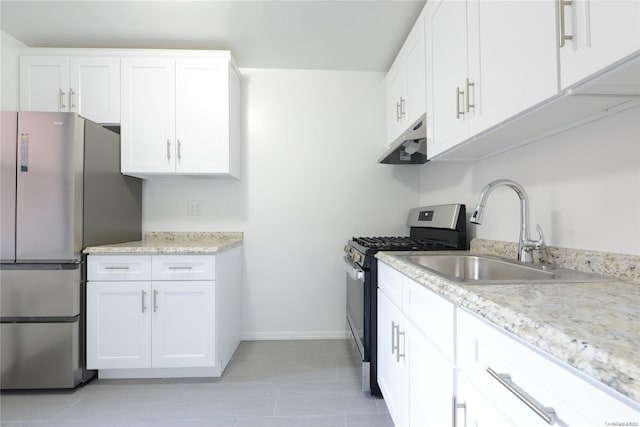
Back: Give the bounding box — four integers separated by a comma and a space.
344, 204, 468, 396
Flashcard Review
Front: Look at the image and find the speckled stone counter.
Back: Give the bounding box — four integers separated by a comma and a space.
83, 232, 243, 254
375, 249, 640, 404
472, 238, 640, 283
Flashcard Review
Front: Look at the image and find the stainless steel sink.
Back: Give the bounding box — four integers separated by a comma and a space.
403, 254, 611, 284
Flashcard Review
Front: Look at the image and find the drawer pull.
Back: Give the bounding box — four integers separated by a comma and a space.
391, 321, 396, 354
104, 266, 130, 270
167, 266, 193, 270
141, 290, 147, 313
452, 395, 466, 427
396, 329, 406, 363
487, 367, 556, 425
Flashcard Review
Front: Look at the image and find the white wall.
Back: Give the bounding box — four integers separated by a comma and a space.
143, 69, 421, 339
419, 105, 640, 255
1, 31, 25, 110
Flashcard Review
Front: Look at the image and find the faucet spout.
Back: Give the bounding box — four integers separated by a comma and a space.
470, 179, 544, 263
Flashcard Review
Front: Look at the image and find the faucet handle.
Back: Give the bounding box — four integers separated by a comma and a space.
534, 224, 545, 249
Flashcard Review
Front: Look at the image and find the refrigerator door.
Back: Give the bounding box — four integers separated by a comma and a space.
1, 112, 17, 262
16, 112, 84, 262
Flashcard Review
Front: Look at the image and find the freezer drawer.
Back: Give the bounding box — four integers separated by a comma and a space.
1, 320, 82, 389
0, 266, 80, 318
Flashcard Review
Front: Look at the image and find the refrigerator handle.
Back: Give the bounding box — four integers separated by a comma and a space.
20, 133, 29, 172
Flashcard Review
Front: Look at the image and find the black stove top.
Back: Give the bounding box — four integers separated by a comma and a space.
351, 236, 453, 252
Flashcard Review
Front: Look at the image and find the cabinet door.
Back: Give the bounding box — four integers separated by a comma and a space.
408, 325, 454, 427
175, 58, 230, 174
405, 15, 426, 127
151, 281, 216, 368
386, 63, 407, 144
121, 57, 176, 175
377, 289, 407, 427
69, 57, 120, 124
86, 281, 152, 369
426, 0, 469, 158
560, 0, 640, 89
467, 0, 558, 135
458, 373, 519, 427
19, 56, 70, 112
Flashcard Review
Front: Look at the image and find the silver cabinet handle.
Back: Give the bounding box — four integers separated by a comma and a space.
391, 321, 398, 355
168, 266, 193, 270
396, 328, 406, 363
456, 87, 465, 119
396, 101, 402, 121
69, 88, 76, 109
177, 139, 182, 162
153, 290, 159, 312
399, 97, 406, 118
20, 133, 29, 172
558, 0, 574, 47
59, 88, 66, 110
487, 367, 556, 425
141, 290, 147, 313
465, 78, 475, 112
166, 140, 171, 163
452, 396, 466, 427
104, 266, 130, 270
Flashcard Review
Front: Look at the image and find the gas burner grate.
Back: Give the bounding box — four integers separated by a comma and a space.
352, 236, 454, 251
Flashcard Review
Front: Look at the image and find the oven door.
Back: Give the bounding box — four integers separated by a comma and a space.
345, 256, 366, 361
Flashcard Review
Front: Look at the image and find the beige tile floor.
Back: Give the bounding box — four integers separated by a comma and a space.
0, 340, 393, 427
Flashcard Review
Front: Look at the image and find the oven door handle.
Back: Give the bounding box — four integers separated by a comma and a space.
344, 256, 365, 282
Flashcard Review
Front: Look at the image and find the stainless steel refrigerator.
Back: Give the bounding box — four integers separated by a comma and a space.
1, 112, 142, 389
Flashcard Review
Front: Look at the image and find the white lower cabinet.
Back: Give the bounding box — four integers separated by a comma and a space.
87, 250, 241, 377
377, 289, 408, 427
377, 262, 455, 427
150, 281, 215, 368
87, 281, 152, 369
378, 261, 640, 427
456, 308, 640, 427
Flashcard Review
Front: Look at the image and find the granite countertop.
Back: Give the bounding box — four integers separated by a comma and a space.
376, 250, 640, 404
83, 232, 243, 254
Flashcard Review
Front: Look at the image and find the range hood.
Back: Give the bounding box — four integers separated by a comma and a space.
378, 114, 428, 164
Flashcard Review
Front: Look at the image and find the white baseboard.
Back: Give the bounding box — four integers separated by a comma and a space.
241, 330, 349, 341
98, 366, 222, 379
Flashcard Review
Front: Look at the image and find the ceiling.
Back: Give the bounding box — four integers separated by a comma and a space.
0, 0, 426, 72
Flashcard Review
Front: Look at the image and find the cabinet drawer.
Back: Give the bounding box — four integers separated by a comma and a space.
151, 255, 215, 281
378, 261, 403, 308
457, 309, 640, 426
88, 255, 151, 281
403, 278, 454, 362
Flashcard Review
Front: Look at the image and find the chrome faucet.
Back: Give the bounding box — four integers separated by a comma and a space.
470, 179, 545, 263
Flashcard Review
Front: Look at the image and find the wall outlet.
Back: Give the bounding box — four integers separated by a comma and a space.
187, 200, 204, 216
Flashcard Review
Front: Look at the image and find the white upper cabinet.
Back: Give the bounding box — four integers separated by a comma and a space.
426, 0, 469, 157
121, 54, 240, 178
20, 56, 69, 113
559, 0, 640, 90
427, 0, 558, 159
69, 57, 121, 124
385, 13, 426, 145
121, 57, 176, 175
20, 55, 120, 124
175, 58, 233, 175
467, 0, 558, 135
